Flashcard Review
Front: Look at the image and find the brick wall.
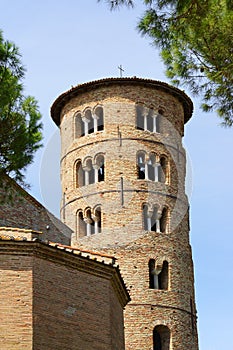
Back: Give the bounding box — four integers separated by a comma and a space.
51, 77, 199, 350
0, 240, 128, 350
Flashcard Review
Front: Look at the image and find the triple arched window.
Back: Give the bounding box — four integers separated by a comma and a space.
136, 104, 162, 133
143, 205, 168, 233
74, 106, 104, 138
75, 154, 105, 187
137, 152, 169, 183
77, 206, 102, 237
153, 325, 170, 350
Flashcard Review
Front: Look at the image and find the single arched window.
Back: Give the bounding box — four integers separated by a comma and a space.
74, 112, 84, 138
77, 210, 86, 238
136, 104, 144, 130
158, 156, 167, 183
76, 160, 84, 187
93, 206, 102, 234
95, 106, 104, 131
160, 207, 168, 233
153, 325, 170, 350
137, 152, 146, 179
148, 153, 156, 181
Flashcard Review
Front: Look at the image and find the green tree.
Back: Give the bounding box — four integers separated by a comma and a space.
100, 0, 233, 125
0, 31, 42, 186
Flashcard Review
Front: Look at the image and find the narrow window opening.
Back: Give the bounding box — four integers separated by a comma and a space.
96, 107, 104, 131
136, 105, 144, 130
153, 325, 170, 350
147, 109, 154, 132
149, 260, 168, 290
158, 261, 168, 290
76, 161, 84, 187
77, 211, 86, 238
160, 207, 168, 233
137, 153, 145, 179
158, 157, 167, 183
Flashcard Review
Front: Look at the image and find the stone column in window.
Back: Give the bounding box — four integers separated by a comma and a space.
84, 217, 92, 236
151, 269, 159, 289
156, 210, 162, 233
144, 155, 149, 180
142, 111, 147, 131
152, 113, 158, 133
92, 163, 99, 183
153, 155, 160, 182
92, 214, 100, 234
82, 116, 90, 136
92, 113, 99, 133
82, 165, 91, 185
147, 209, 153, 231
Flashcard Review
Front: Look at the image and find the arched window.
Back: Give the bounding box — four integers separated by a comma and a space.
143, 205, 160, 232
137, 152, 146, 179
148, 153, 156, 181
136, 104, 144, 130
160, 207, 168, 233
74, 112, 84, 138
93, 206, 102, 234
95, 106, 104, 131
153, 325, 170, 350
149, 260, 168, 290
158, 156, 167, 183
77, 210, 86, 237
94, 154, 105, 183
84, 208, 94, 236
83, 109, 94, 135
76, 160, 84, 187
83, 158, 95, 185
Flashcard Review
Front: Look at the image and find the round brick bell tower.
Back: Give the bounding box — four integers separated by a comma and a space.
51, 77, 199, 350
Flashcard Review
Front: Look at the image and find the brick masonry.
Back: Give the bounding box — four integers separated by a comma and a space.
0, 239, 129, 350
51, 77, 199, 349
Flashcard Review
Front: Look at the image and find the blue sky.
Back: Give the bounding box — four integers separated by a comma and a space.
1, 1, 233, 348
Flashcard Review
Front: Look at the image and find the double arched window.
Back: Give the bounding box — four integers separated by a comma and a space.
75, 154, 105, 187
153, 325, 170, 350
143, 205, 168, 233
149, 259, 169, 290
77, 206, 102, 237
136, 104, 162, 133
74, 106, 104, 138
137, 152, 169, 183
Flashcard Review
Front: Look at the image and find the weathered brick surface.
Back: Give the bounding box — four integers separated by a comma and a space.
52, 77, 199, 350
0, 177, 72, 244
0, 240, 128, 350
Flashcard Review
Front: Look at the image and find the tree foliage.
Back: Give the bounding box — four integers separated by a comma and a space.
100, 0, 233, 125
0, 31, 42, 185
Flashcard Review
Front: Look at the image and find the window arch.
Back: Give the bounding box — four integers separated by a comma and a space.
76, 160, 84, 188
94, 154, 105, 182
93, 206, 102, 234
136, 104, 162, 134
153, 325, 170, 350
74, 112, 84, 138
143, 205, 160, 232
137, 152, 146, 179
149, 260, 169, 290
94, 106, 104, 131
76, 207, 102, 237
77, 210, 86, 238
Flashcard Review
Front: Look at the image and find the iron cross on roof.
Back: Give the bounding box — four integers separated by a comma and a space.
118, 65, 124, 77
